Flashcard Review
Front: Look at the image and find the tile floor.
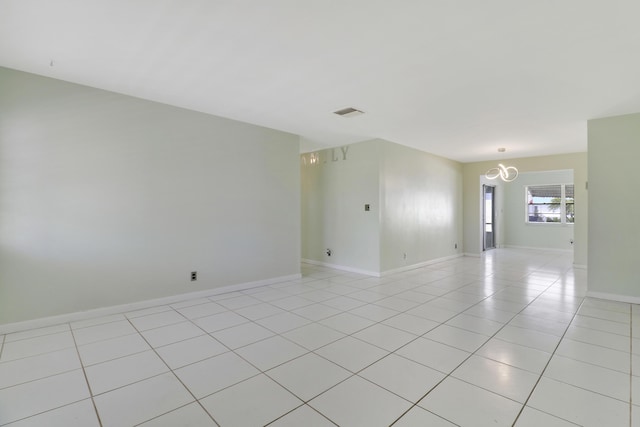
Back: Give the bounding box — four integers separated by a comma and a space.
0, 249, 637, 426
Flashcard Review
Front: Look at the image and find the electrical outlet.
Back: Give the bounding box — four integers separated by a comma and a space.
191, 271, 197, 281
326, 248, 332, 257
403, 253, 407, 260
455, 243, 458, 249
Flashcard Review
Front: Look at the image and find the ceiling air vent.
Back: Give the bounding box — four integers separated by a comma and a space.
333, 107, 364, 117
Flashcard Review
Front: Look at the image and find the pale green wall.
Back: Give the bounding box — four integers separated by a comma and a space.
301, 139, 463, 275
588, 113, 640, 299
463, 153, 588, 265
379, 140, 463, 272
301, 140, 381, 273
503, 170, 574, 251
0, 67, 301, 324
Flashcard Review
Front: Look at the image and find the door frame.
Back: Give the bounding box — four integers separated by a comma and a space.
483, 184, 496, 251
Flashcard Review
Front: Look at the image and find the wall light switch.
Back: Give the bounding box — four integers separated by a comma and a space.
364, 204, 370, 211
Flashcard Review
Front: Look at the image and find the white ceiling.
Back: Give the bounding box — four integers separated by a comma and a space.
2, 1, 640, 162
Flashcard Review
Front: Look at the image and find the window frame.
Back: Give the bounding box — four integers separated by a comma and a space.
525, 183, 574, 225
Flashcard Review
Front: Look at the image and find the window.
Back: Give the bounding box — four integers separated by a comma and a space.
526, 184, 574, 224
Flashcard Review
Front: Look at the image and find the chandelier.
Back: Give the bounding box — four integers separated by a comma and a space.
486, 163, 519, 182
485, 148, 518, 182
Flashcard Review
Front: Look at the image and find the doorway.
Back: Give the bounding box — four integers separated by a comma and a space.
483, 184, 496, 251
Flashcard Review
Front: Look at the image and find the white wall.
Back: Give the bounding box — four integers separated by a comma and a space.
463, 153, 588, 265
379, 140, 463, 272
0, 67, 301, 324
301, 141, 380, 274
588, 112, 640, 300
301, 138, 463, 275
503, 170, 574, 251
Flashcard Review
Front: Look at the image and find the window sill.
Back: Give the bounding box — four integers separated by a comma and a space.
525, 222, 574, 226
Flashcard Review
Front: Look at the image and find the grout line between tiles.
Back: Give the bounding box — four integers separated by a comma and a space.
0, 331, 77, 363
388, 268, 582, 426
510, 297, 588, 426
0, 398, 99, 427
294, 271, 535, 423
2, 324, 71, 344
1, 251, 593, 427
130, 402, 213, 427
70, 316, 127, 331
69, 323, 104, 427
183, 279, 406, 423
123, 313, 222, 427
0, 365, 82, 392
264, 403, 339, 426
80, 346, 153, 369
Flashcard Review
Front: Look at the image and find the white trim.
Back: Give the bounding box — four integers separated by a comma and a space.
302, 254, 465, 278
463, 252, 482, 258
503, 245, 573, 254
586, 291, 640, 305
0, 273, 301, 335
524, 182, 575, 225
380, 254, 463, 276
301, 259, 379, 277
573, 264, 588, 270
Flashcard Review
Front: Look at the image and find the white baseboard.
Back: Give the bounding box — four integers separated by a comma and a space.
301, 259, 379, 277
0, 273, 301, 335
586, 291, 640, 305
380, 254, 463, 276
504, 245, 573, 253
573, 264, 588, 270
463, 252, 482, 258
302, 254, 465, 278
